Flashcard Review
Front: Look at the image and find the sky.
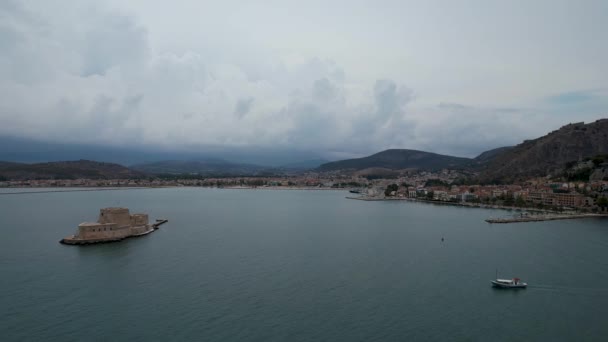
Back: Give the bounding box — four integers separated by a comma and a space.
1, 0, 607, 160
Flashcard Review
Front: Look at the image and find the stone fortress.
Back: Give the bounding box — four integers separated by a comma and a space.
61, 207, 165, 245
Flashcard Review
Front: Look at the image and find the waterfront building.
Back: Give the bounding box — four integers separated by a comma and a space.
528, 191, 584, 207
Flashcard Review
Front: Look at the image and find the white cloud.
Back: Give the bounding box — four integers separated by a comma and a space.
0, 0, 606, 159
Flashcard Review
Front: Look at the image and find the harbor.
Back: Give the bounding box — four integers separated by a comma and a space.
4, 186, 608, 341
485, 214, 603, 224
347, 195, 607, 223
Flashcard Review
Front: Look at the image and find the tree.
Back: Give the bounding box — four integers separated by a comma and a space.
425, 179, 448, 187
426, 191, 434, 200
248, 179, 266, 187
385, 184, 399, 197
598, 196, 608, 208
515, 196, 526, 207
592, 156, 605, 167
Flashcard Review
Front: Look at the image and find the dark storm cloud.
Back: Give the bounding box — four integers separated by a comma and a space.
234, 97, 254, 119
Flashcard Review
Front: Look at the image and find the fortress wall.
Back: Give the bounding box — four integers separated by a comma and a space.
130, 214, 149, 226
98, 208, 131, 226
76, 222, 132, 240
130, 225, 153, 235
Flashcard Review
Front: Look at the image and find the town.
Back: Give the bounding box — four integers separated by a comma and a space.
3, 168, 607, 214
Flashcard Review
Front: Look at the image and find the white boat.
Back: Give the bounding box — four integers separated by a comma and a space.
491, 278, 527, 289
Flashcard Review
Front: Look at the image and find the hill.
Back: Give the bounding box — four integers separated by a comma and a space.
279, 159, 329, 170
478, 119, 608, 183
318, 149, 472, 172
0, 160, 144, 180
473, 146, 513, 164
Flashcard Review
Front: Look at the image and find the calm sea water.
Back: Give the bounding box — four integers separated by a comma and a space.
1, 188, 608, 341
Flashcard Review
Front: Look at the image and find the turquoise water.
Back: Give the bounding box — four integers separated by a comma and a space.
1, 188, 608, 341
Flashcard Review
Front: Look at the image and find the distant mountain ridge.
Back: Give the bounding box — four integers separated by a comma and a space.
3, 118, 606, 182
0, 136, 325, 167
0, 160, 143, 180
478, 119, 608, 183
279, 159, 329, 170
316, 119, 608, 182
318, 149, 472, 172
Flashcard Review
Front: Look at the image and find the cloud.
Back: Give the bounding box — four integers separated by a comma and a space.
0, 0, 606, 161
234, 97, 254, 119
373, 80, 412, 121
81, 12, 149, 76
312, 78, 336, 103
546, 90, 598, 105
540, 89, 608, 122
407, 101, 604, 157
0, 1, 421, 155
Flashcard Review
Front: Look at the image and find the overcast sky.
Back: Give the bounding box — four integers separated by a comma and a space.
1, 0, 607, 159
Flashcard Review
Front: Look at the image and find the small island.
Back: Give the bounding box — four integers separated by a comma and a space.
60, 207, 167, 245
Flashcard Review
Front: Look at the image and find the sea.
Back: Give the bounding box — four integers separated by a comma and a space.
1, 187, 607, 341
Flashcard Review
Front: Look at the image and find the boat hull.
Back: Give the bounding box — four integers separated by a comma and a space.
491, 280, 527, 289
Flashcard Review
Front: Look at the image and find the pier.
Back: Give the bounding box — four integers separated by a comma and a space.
152, 219, 168, 229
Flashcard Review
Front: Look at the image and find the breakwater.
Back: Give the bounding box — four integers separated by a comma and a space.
347, 196, 555, 212
485, 214, 603, 224
346, 195, 607, 223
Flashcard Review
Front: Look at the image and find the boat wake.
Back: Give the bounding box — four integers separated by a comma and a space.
527, 284, 608, 296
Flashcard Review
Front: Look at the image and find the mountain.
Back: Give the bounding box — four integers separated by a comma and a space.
131, 159, 271, 176
473, 146, 513, 164
0, 161, 21, 168
0, 160, 144, 180
318, 149, 472, 172
478, 119, 608, 183
279, 159, 329, 170
0, 136, 325, 167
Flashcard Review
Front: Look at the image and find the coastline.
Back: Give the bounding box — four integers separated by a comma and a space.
0, 185, 345, 195
0, 186, 169, 195
346, 195, 607, 222
485, 214, 603, 223
347, 195, 558, 212
221, 186, 343, 191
